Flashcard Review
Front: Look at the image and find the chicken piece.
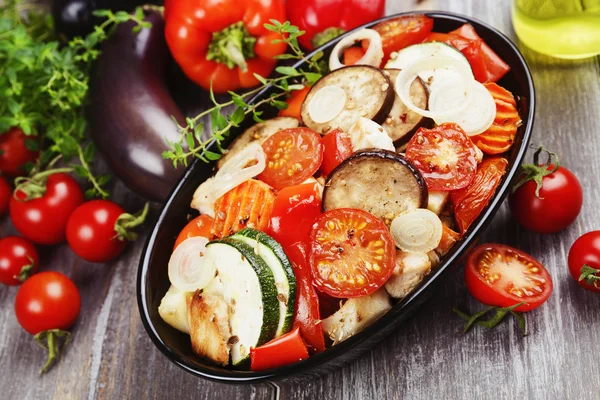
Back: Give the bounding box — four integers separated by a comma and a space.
188, 290, 231, 366
158, 285, 193, 334
384, 251, 432, 299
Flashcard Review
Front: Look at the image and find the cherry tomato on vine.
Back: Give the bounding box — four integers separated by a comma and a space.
509, 147, 582, 234
0, 236, 39, 285
10, 173, 84, 245
465, 244, 553, 312
0, 127, 38, 177
568, 231, 600, 293
0, 176, 11, 216
173, 215, 214, 250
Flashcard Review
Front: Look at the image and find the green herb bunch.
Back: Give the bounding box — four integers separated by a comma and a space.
0, 0, 149, 198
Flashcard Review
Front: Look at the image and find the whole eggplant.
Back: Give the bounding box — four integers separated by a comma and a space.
52, 0, 161, 38
88, 10, 185, 203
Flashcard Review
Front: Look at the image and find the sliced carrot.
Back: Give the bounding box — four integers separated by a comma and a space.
343, 46, 366, 65
436, 225, 461, 256
471, 83, 521, 155
211, 179, 276, 238
278, 86, 310, 119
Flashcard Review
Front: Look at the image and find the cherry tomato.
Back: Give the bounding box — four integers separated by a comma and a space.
173, 215, 214, 250
310, 208, 396, 298
278, 86, 310, 119
405, 123, 479, 191
286, 242, 325, 353
452, 157, 508, 234
66, 200, 129, 263
10, 173, 84, 245
423, 32, 488, 83
465, 244, 553, 312
320, 129, 353, 176
250, 327, 308, 371
509, 164, 582, 234
266, 182, 322, 250
368, 15, 434, 63
15, 271, 81, 335
258, 128, 323, 190
0, 127, 38, 177
0, 236, 39, 286
568, 231, 600, 293
0, 175, 10, 216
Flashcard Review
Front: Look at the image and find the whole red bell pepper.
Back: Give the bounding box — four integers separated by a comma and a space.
164, 0, 287, 93
286, 0, 386, 50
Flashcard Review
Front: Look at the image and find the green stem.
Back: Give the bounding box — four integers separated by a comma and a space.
13, 167, 74, 201
512, 146, 560, 198
76, 145, 109, 199
454, 302, 527, 336
114, 203, 150, 241
34, 329, 71, 374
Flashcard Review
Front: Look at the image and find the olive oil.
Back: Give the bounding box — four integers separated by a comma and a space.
512, 0, 600, 59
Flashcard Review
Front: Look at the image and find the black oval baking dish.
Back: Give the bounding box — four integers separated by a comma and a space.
137, 11, 535, 383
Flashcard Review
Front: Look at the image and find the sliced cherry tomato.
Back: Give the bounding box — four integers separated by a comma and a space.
259, 127, 323, 190
286, 242, 325, 353
452, 157, 508, 234
250, 327, 309, 371
343, 46, 366, 65
405, 123, 479, 191
320, 128, 353, 176
310, 208, 396, 298
450, 24, 510, 83
266, 182, 322, 250
422, 33, 488, 83
0, 176, 10, 216
465, 243, 553, 312
368, 15, 434, 63
10, 173, 84, 245
568, 231, 600, 293
174, 215, 214, 250
0, 236, 39, 286
0, 127, 38, 177
278, 86, 310, 119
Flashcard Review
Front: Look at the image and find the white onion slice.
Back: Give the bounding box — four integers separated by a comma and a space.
395, 56, 474, 120
390, 209, 443, 253
307, 85, 347, 123
190, 143, 266, 216
348, 117, 395, 152
329, 29, 384, 71
168, 237, 215, 292
430, 80, 497, 136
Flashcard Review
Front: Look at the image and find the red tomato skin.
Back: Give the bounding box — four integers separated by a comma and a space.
0, 128, 38, 177
465, 244, 553, 312
371, 15, 434, 63
173, 215, 214, 250
15, 271, 81, 335
66, 200, 127, 263
320, 129, 353, 176
423, 33, 488, 83
286, 242, 326, 353
10, 173, 84, 245
509, 166, 582, 234
568, 231, 600, 293
250, 327, 309, 371
0, 176, 11, 216
0, 236, 39, 286
266, 183, 322, 250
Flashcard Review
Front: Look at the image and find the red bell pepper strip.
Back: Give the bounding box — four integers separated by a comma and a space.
250, 327, 309, 371
164, 0, 287, 93
286, 0, 385, 50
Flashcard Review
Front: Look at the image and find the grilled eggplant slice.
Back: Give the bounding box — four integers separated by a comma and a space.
217, 117, 299, 169
301, 66, 394, 133
382, 69, 432, 146
323, 149, 428, 226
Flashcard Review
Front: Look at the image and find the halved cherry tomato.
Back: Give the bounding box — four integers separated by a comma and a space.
174, 215, 214, 250
452, 157, 508, 234
266, 182, 322, 250
450, 24, 510, 83
568, 231, 600, 293
320, 128, 353, 176
279, 86, 310, 119
422, 33, 488, 83
465, 243, 553, 312
259, 128, 323, 190
286, 242, 325, 353
343, 46, 366, 65
368, 15, 434, 63
250, 327, 309, 371
310, 208, 396, 298
405, 123, 478, 191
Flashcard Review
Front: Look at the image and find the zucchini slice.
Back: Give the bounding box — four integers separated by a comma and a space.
232, 228, 297, 338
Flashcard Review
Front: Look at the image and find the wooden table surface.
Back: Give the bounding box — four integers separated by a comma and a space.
2, 0, 600, 399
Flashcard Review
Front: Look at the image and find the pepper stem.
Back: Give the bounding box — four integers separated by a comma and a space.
312, 27, 346, 49
207, 21, 256, 72
33, 329, 71, 374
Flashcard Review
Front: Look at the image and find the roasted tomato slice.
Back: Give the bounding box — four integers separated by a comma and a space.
465, 244, 553, 312
368, 15, 434, 63
259, 127, 323, 190
320, 128, 353, 176
405, 123, 479, 191
452, 157, 508, 234
310, 208, 396, 298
